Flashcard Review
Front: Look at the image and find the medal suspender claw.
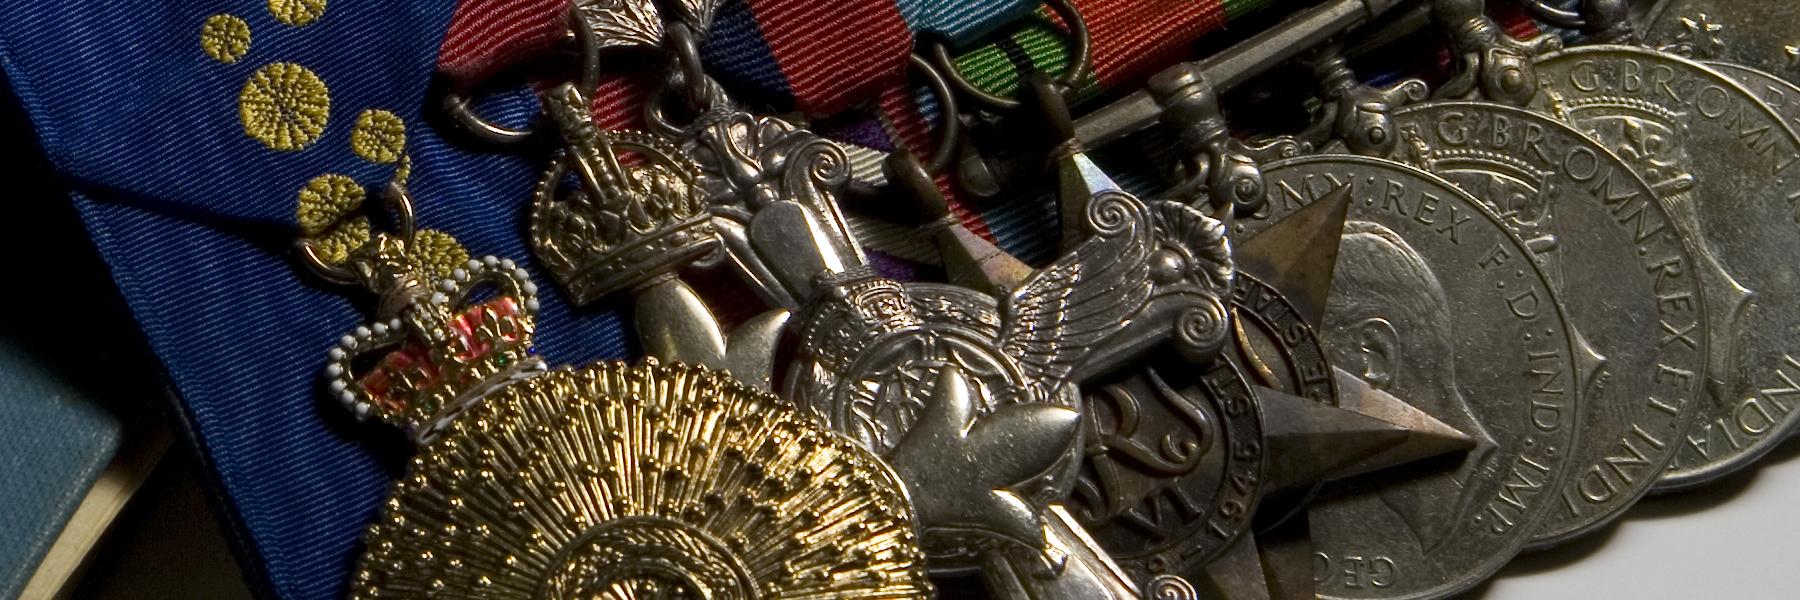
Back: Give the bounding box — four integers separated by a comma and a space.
1430, 0, 1563, 105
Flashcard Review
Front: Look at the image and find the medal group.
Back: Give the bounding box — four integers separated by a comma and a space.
289, 0, 1800, 598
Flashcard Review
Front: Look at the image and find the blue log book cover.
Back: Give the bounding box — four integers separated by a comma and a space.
0, 87, 165, 596
0, 340, 123, 598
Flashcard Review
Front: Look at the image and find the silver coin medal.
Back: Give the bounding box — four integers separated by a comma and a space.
1240, 155, 1581, 600
1705, 62, 1800, 442
1532, 45, 1800, 490
1707, 61, 1800, 154
1387, 101, 1706, 547
1642, 0, 1800, 81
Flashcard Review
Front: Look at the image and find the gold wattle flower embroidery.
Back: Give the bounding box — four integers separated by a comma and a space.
350, 109, 407, 164
240, 62, 330, 151
268, 0, 328, 27
199, 14, 251, 63
296, 174, 364, 235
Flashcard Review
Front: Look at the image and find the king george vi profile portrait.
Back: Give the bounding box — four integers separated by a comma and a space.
1321, 220, 1497, 551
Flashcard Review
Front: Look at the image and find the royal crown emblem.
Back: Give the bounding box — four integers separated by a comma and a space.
305, 185, 542, 438
531, 84, 717, 304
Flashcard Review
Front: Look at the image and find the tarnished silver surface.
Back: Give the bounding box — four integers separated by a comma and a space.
1241, 155, 1580, 600
1388, 101, 1706, 547
783, 186, 1235, 458
1708, 61, 1800, 441
881, 363, 1083, 572
758, 122, 1239, 595
1642, 0, 1800, 80
1709, 61, 1800, 133
1532, 45, 1800, 491
1066, 357, 1266, 593
980, 505, 1145, 599
684, 108, 864, 306
1224, 273, 1340, 530
574, 0, 721, 49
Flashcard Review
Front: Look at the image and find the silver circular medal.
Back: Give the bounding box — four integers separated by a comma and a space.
1532, 45, 1800, 491
1641, 0, 1800, 80
1706, 62, 1800, 441
1241, 155, 1581, 600
1386, 101, 1707, 548
1708, 61, 1800, 132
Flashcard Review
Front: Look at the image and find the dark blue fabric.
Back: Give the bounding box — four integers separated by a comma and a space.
0, 2, 629, 598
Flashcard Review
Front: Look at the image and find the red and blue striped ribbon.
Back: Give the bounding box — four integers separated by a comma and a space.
439, 0, 1289, 268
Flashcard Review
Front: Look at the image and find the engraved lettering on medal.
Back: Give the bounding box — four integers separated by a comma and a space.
1660, 316, 1699, 350
1381, 179, 1411, 217
1473, 239, 1567, 433
1232, 278, 1335, 404
1562, 56, 1800, 174
1481, 454, 1554, 534
1326, 173, 1471, 244
1680, 355, 1800, 463
1403, 101, 1710, 529
1600, 183, 1668, 244
1506, 289, 1542, 320
1117, 485, 1209, 539
1565, 421, 1668, 514
1724, 92, 1792, 171
1437, 206, 1472, 244
1314, 553, 1398, 589
1074, 369, 1216, 544
1739, 355, 1800, 435
1527, 347, 1567, 433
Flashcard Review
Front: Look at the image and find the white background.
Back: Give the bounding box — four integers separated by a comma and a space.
1469, 441, 1800, 598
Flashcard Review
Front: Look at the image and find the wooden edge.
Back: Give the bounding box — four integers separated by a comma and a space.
18, 422, 171, 600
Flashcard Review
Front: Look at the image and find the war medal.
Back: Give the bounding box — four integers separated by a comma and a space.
1242, 155, 1582, 600
1532, 44, 1800, 491
514, 28, 1137, 600
777, 143, 1237, 571
1387, 101, 1707, 548
1642, 0, 1800, 80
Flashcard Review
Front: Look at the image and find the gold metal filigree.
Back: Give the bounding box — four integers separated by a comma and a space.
351, 360, 933, 599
